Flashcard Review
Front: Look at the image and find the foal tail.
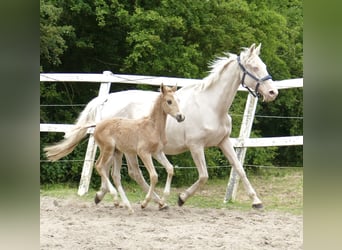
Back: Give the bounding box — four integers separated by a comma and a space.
44, 96, 106, 162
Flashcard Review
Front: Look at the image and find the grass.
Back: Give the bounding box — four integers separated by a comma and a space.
40, 168, 303, 215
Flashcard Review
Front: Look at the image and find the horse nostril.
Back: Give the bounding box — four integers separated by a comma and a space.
269, 90, 276, 96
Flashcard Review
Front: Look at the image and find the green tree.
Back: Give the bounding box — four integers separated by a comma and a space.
40, 0, 303, 185
40, 0, 74, 70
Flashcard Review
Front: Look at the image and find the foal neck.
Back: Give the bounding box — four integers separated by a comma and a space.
148, 94, 168, 141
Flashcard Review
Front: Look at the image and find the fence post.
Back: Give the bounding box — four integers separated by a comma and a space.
77, 71, 112, 196
224, 93, 258, 203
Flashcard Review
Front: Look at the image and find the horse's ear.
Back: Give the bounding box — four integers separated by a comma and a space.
172, 84, 177, 92
246, 43, 256, 58
249, 43, 256, 53
255, 43, 261, 55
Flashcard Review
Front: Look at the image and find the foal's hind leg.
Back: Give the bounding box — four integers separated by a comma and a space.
94, 149, 120, 206
111, 151, 134, 213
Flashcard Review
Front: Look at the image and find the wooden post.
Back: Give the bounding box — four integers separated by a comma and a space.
77, 71, 112, 196
224, 93, 258, 203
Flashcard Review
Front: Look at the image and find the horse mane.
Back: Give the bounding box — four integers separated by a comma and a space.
179, 47, 251, 92
201, 52, 237, 90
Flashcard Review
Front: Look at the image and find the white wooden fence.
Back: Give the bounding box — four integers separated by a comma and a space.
40, 72, 303, 201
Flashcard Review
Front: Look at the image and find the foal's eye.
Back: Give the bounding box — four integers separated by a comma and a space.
167, 100, 172, 105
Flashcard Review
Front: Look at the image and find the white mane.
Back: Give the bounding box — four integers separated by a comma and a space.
201, 52, 237, 90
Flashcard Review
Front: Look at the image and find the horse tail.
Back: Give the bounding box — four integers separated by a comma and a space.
44, 95, 106, 162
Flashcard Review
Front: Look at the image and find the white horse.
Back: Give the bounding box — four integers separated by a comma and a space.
44, 43, 278, 208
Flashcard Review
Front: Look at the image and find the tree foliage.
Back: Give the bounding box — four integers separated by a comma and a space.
40, 0, 303, 185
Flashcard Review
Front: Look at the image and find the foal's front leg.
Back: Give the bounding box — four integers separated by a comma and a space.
153, 151, 174, 209
138, 152, 158, 209
125, 153, 164, 205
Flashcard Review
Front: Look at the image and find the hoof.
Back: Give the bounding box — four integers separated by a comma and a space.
159, 204, 169, 211
252, 203, 263, 209
94, 195, 101, 205
141, 204, 146, 209
177, 195, 185, 207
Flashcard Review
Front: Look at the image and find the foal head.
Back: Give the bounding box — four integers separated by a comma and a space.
238, 43, 278, 102
160, 84, 185, 123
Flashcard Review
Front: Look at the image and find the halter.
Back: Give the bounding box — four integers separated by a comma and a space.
237, 56, 272, 98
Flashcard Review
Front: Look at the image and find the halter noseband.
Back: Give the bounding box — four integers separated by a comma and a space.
237, 56, 272, 98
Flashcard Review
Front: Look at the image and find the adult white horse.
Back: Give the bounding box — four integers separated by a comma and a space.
45, 43, 278, 208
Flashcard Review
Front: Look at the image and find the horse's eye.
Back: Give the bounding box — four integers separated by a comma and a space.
167, 100, 172, 105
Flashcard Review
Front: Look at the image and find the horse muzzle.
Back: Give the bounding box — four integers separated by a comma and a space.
176, 113, 185, 122
262, 88, 278, 102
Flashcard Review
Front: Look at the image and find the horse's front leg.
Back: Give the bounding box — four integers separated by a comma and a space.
218, 136, 262, 208
138, 152, 158, 209
152, 151, 174, 209
178, 146, 208, 206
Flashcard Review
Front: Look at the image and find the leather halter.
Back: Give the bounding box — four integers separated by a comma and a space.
237, 56, 272, 98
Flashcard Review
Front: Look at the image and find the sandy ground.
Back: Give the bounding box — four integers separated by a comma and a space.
40, 196, 302, 249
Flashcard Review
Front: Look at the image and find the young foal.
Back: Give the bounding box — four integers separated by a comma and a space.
92, 84, 184, 213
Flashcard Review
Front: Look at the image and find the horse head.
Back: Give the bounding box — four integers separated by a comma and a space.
160, 83, 185, 122
238, 43, 278, 102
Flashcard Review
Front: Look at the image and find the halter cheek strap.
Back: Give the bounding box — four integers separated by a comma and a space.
237, 56, 272, 98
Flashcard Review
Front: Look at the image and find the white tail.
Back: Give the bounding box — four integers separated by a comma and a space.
44, 95, 105, 161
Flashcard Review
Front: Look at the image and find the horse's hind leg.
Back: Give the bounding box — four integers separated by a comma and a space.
94, 149, 120, 206
153, 151, 174, 209
111, 151, 134, 213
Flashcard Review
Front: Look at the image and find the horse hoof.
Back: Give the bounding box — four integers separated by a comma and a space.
178, 195, 185, 207
252, 203, 263, 209
159, 204, 169, 210
94, 195, 101, 205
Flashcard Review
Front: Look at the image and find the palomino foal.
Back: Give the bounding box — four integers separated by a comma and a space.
92, 84, 184, 213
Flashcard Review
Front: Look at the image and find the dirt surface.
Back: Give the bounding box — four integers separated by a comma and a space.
40, 196, 302, 249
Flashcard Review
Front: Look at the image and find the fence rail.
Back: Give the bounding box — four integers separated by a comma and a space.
40, 72, 303, 200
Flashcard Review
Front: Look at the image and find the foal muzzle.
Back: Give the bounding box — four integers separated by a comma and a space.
176, 113, 185, 122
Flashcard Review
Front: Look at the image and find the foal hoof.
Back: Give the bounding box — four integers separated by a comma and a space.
94, 195, 101, 205
252, 203, 263, 209
159, 204, 169, 211
177, 195, 185, 207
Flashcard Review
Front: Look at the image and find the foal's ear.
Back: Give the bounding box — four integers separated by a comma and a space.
160, 83, 165, 94
171, 84, 177, 92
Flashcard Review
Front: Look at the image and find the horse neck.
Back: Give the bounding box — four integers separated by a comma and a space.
206, 59, 241, 115
148, 95, 167, 141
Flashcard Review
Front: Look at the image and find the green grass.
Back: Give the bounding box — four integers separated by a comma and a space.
40, 168, 303, 215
